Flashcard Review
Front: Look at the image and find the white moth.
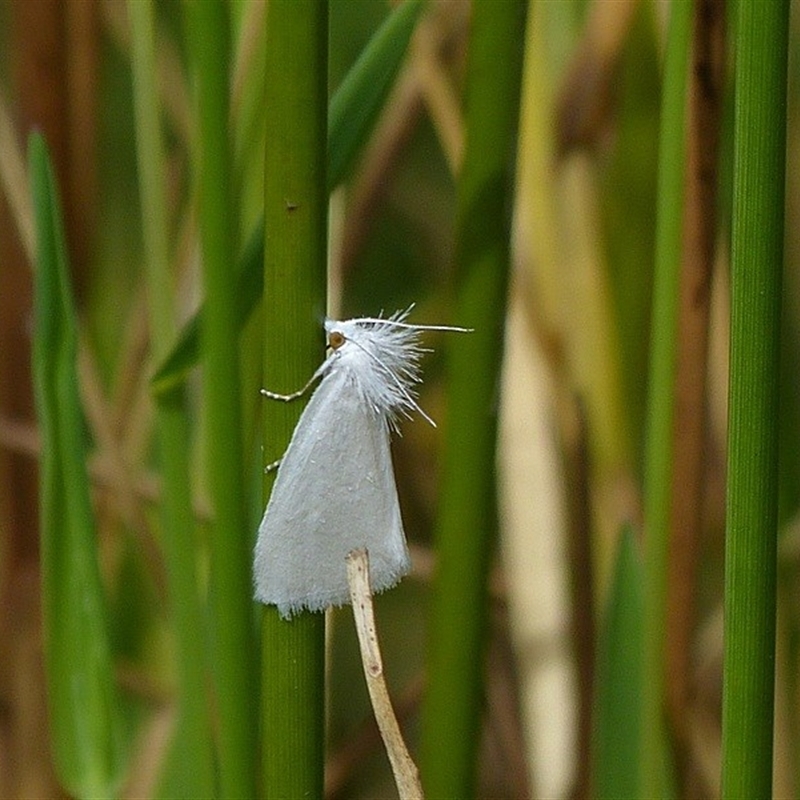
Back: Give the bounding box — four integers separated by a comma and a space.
254, 307, 467, 618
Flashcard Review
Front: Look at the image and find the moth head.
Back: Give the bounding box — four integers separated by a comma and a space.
325, 319, 368, 357
328, 329, 346, 351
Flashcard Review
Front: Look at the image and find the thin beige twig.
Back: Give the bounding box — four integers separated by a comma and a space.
0, 91, 34, 261
346, 548, 424, 800
411, 8, 466, 175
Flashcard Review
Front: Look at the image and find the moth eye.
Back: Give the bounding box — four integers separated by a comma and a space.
329, 331, 346, 350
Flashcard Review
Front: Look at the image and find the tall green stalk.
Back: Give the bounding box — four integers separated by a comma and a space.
721, 3, 789, 796
260, 2, 327, 797
128, 3, 216, 795
639, 2, 691, 796
185, 2, 258, 796
419, 1, 527, 796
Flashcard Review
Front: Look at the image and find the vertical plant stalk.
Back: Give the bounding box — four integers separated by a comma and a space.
260, 2, 327, 797
639, 1, 691, 796
721, 3, 789, 797
128, 2, 216, 795
185, 2, 258, 796
419, 1, 527, 796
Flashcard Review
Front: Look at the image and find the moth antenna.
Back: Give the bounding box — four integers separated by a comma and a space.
356, 317, 472, 334
415, 403, 437, 427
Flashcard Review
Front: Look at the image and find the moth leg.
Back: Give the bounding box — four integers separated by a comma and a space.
264, 456, 282, 473
260, 374, 316, 402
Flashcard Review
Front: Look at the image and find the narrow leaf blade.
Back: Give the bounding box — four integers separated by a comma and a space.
328, 0, 425, 189
30, 132, 126, 798
592, 526, 644, 800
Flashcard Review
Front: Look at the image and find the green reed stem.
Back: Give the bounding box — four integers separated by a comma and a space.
419, 0, 527, 796
721, 3, 789, 796
259, 2, 328, 798
185, 1, 258, 795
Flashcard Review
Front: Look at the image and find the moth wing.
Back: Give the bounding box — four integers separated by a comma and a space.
254, 369, 411, 617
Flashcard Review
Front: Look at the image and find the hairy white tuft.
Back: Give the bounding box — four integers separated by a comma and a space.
321, 308, 432, 429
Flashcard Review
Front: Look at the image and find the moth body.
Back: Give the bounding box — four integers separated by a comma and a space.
254, 308, 466, 618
